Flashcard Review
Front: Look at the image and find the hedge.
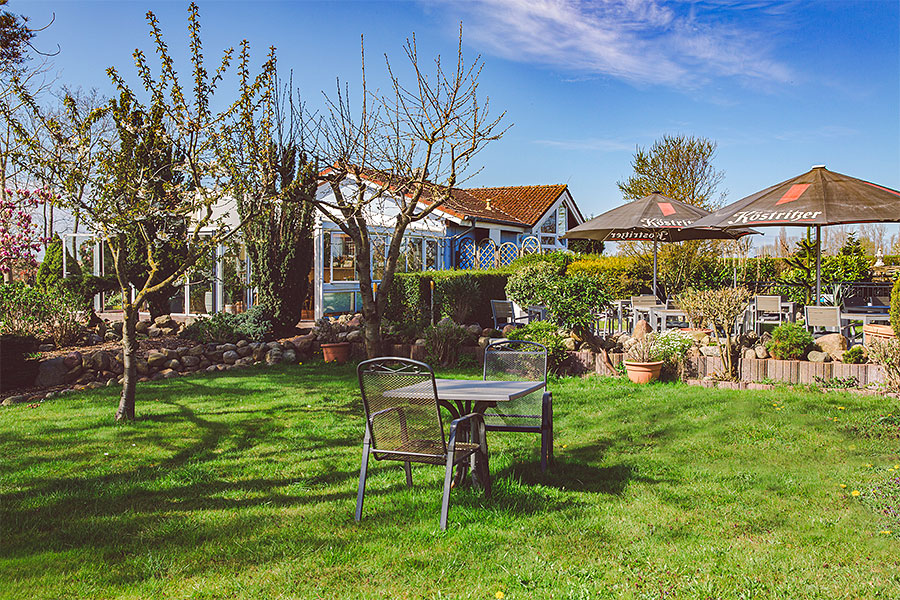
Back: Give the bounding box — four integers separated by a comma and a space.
384, 270, 511, 329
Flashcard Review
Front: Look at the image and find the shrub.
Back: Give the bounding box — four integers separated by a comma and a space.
508, 250, 573, 273
182, 305, 272, 344
767, 322, 815, 360
546, 273, 612, 334
384, 270, 509, 329
423, 321, 472, 367
504, 262, 561, 309
868, 338, 900, 392
43, 288, 89, 347
0, 282, 87, 346
677, 288, 708, 329
625, 334, 659, 363
436, 274, 481, 324
566, 255, 647, 299
507, 321, 567, 373
676, 287, 749, 378
842, 345, 866, 364
654, 329, 693, 364
891, 275, 900, 337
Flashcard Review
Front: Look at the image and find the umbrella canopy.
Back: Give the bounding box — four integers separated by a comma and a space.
563, 192, 756, 298
691, 165, 900, 303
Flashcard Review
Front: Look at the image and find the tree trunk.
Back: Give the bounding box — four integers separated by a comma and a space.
115, 303, 138, 421
362, 311, 383, 357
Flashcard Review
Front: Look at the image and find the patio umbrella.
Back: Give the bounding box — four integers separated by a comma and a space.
691, 165, 900, 304
562, 192, 756, 298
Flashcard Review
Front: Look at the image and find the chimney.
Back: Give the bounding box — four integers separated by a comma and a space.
485, 198, 492, 211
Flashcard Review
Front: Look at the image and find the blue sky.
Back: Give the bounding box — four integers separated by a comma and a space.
20, 0, 900, 247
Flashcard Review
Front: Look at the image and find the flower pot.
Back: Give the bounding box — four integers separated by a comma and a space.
623, 360, 664, 384
863, 324, 896, 343
322, 342, 351, 364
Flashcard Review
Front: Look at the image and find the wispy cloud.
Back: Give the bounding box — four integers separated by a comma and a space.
434, 0, 794, 89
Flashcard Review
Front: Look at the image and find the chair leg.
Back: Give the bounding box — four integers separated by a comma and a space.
541, 392, 553, 472
404, 461, 413, 487
355, 429, 372, 522
440, 454, 455, 531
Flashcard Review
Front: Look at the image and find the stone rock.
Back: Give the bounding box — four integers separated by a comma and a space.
63, 352, 82, 369
237, 345, 253, 358
754, 345, 769, 359
187, 345, 205, 357
267, 341, 281, 350
91, 350, 111, 372
38, 343, 55, 352
35, 357, 67, 387
206, 350, 224, 363
252, 346, 268, 362
700, 345, 720, 357
135, 320, 151, 335
466, 324, 482, 337
815, 333, 848, 356
743, 348, 757, 360
218, 343, 238, 353
135, 359, 150, 376
111, 321, 124, 334
502, 324, 517, 337
282, 349, 297, 364
346, 329, 363, 343
237, 339, 249, 348
159, 368, 179, 379
175, 346, 191, 357
807, 350, 830, 363
110, 361, 124, 375
478, 336, 492, 349
2, 394, 30, 406
336, 331, 349, 342
237, 356, 255, 366
206, 365, 219, 372
198, 359, 211, 369
147, 326, 163, 338
563, 337, 577, 351
163, 359, 181, 370
348, 314, 363, 328
147, 351, 167, 368
414, 338, 426, 346
104, 332, 119, 341
87, 333, 103, 345
438, 317, 454, 327
266, 349, 283, 365
632, 320, 653, 340
154, 314, 177, 329
222, 350, 239, 364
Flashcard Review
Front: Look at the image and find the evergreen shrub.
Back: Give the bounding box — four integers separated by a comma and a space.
766, 322, 815, 360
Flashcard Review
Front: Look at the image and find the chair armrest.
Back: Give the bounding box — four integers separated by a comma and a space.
370, 406, 406, 420
448, 412, 487, 451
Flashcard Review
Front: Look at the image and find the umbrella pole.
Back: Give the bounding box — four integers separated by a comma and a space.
652, 237, 658, 300
815, 225, 822, 306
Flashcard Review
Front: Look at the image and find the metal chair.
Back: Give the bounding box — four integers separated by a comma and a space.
753, 295, 785, 334
356, 357, 490, 531
491, 299, 529, 329
804, 306, 853, 338
482, 340, 553, 472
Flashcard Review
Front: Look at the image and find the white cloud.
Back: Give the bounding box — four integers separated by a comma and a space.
435, 0, 794, 88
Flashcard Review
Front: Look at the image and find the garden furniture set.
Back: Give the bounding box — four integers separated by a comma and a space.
355, 341, 553, 530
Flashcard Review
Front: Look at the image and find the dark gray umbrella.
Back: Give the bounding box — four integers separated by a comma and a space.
563, 192, 756, 297
691, 165, 900, 303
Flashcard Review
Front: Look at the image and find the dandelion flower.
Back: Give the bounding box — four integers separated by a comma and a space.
838, 406, 845, 410
866, 463, 873, 468
562, 444, 568, 449
840, 484, 847, 488
851, 490, 861, 497
495, 592, 505, 599
881, 530, 893, 535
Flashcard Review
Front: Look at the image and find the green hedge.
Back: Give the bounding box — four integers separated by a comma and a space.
384, 270, 511, 329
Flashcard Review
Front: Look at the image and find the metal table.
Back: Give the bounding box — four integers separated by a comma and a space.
386, 378, 546, 419
841, 311, 890, 344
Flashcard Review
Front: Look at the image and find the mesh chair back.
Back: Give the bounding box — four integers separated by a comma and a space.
492, 300, 515, 321
755, 295, 782, 313
482, 341, 547, 428
357, 358, 446, 463
805, 306, 841, 329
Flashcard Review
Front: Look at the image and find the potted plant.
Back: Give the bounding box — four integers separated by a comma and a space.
316, 317, 350, 364
623, 334, 664, 384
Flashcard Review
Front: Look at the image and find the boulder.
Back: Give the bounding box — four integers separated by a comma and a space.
159, 368, 179, 379
236, 339, 249, 348
198, 359, 211, 370
1, 394, 30, 406
223, 350, 240, 364
147, 351, 167, 369
63, 352, 82, 369
754, 345, 769, 359
563, 337, 577, 351
38, 343, 55, 352
743, 348, 756, 360
478, 336, 492, 349
466, 324, 482, 337
163, 359, 181, 370
252, 346, 268, 362
154, 314, 177, 329
632, 320, 652, 340
218, 343, 238, 353
91, 350, 111, 372
348, 314, 363, 328
414, 338, 426, 346
438, 317, 455, 327
700, 345, 720, 357
35, 357, 68, 387
282, 349, 297, 364
175, 346, 191, 357
266, 349, 283, 365
346, 329, 363, 343
267, 341, 282, 350
237, 356, 255, 366
502, 324, 517, 337
182, 355, 200, 368
815, 333, 848, 356
135, 320, 151, 335
147, 326, 163, 338
807, 350, 830, 363
187, 345, 205, 357
237, 345, 253, 358
135, 358, 150, 376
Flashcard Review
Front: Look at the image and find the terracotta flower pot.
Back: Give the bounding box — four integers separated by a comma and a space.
321, 342, 351, 364
623, 360, 664, 384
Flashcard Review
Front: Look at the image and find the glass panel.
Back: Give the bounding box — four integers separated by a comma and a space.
223, 241, 248, 313
407, 238, 423, 272
323, 292, 353, 314
167, 282, 185, 314
323, 233, 331, 283
372, 236, 387, 280
541, 236, 556, 246
425, 239, 438, 270
540, 211, 557, 234
557, 205, 567, 234
188, 243, 216, 314
331, 233, 357, 281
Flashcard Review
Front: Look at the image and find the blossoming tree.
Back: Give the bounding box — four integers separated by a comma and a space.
0, 188, 47, 282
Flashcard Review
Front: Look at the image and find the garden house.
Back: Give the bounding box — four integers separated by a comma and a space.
64, 174, 585, 320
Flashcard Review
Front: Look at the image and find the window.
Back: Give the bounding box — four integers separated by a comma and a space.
425, 239, 438, 270
330, 233, 357, 281
541, 236, 556, 246
540, 210, 557, 234
557, 205, 567, 234
407, 238, 423, 272
372, 236, 387, 280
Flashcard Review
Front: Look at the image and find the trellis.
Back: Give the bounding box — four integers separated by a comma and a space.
455, 235, 542, 269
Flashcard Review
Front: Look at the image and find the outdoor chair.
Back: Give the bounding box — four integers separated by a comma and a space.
804, 306, 853, 339
627, 295, 661, 331
482, 340, 553, 472
491, 299, 529, 330
753, 295, 785, 334
356, 357, 490, 531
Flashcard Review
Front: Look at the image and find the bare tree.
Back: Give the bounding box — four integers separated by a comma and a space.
313, 30, 506, 357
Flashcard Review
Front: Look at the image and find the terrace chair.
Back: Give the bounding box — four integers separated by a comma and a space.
753, 295, 785, 334
356, 357, 491, 531
804, 306, 853, 339
491, 299, 529, 330
627, 295, 661, 331
482, 340, 553, 472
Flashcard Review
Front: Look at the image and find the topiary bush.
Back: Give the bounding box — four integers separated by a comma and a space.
546, 273, 612, 335
507, 321, 568, 373
767, 322, 815, 360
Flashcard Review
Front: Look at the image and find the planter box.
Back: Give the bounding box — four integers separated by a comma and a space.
595, 352, 625, 376
740, 358, 769, 383
566, 350, 595, 375
798, 361, 832, 385
832, 362, 870, 386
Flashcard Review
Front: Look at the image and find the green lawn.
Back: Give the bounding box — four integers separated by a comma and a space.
2, 362, 899, 599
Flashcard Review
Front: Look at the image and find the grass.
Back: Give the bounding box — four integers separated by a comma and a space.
2, 361, 900, 599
